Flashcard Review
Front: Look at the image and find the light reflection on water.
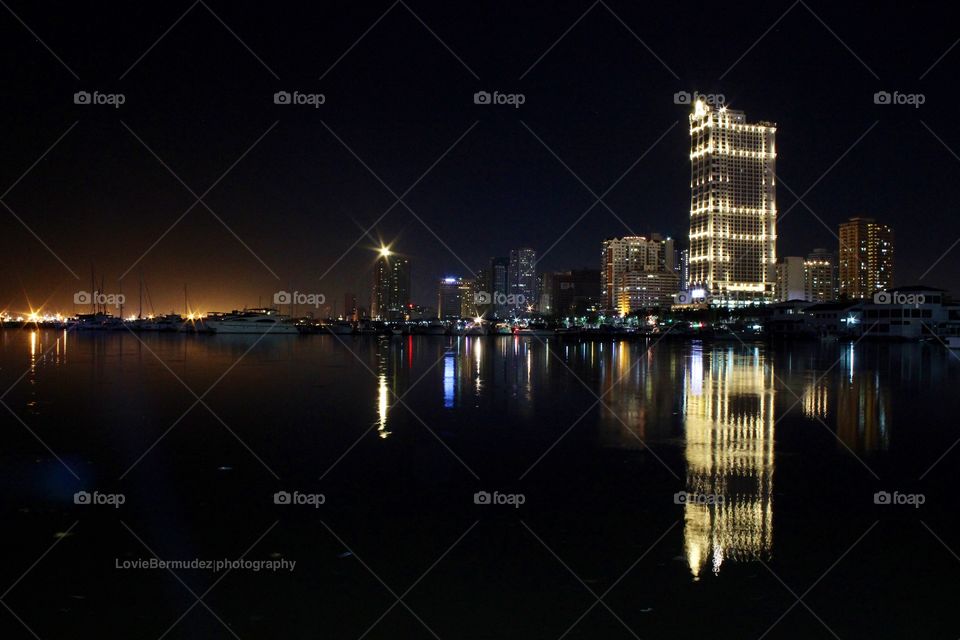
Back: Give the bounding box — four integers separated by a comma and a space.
681, 343, 775, 578
7, 330, 955, 582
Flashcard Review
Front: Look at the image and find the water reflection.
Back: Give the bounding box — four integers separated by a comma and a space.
682, 345, 775, 578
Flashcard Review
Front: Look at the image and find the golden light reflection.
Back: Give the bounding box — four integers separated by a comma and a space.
682, 346, 774, 578
377, 373, 390, 438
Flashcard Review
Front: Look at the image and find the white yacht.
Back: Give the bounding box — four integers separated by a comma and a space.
205, 309, 298, 335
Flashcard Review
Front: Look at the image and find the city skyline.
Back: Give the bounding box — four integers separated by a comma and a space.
3, 2, 960, 316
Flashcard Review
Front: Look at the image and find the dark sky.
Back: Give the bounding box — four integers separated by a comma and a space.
2, 0, 958, 315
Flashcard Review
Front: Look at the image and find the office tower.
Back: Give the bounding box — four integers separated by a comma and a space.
550, 269, 602, 317
488, 257, 510, 316
838, 217, 894, 299
775, 256, 805, 301
601, 235, 674, 311
459, 277, 476, 318
508, 248, 537, 311
437, 277, 463, 319
804, 248, 836, 302
616, 270, 680, 313
688, 99, 777, 305
344, 292, 357, 321
371, 254, 410, 320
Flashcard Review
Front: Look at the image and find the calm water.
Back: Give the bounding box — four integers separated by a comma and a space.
1, 329, 958, 638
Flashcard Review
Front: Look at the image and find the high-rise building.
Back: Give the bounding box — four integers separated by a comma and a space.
601, 235, 675, 311
616, 270, 680, 313
508, 248, 537, 312
804, 248, 836, 302
371, 252, 410, 320
688, 99, 777, 305
488, 257, 510, 316
550, 269, 602, 317
775, 256, 805, 302
459, 278, 476, 318
838, 217, 894, 299
344, 292, 358, 321
437, 277, 463, 319
678, 248, 690, 291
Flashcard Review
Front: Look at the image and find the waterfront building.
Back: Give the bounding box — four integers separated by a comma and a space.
775, 256, 805, 301
437, 277, 464, 319
601, 235, 675, 311
803, 248, 836, 302
688, 99, 777, 305
838, 217, 894, 299
371, 252, 410, 320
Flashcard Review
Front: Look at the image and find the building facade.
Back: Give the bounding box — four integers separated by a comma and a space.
775, 256, 805, 302
508, 248, 537, 312
688, 100, 777, 305
616, 270, 680, 313
601, 235, 674, 311
371, 255, 410, 320
838, 217, 894, 299
804, 248, 836, 302
437, 277, 463, 319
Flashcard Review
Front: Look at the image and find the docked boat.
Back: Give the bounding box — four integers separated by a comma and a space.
322, 320, 354, 335
494, 322, 514, 335
205, 309, 297, 334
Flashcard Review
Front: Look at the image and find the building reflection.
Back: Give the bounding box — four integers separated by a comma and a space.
835, 371, 889, 453
682, 345, 774, 578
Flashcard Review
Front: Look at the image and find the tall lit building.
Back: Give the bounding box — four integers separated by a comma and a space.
601, 235, 674, 311
775, 256, 805, 301
488, 257, 510, 316
804, 248, 836, 302
437, 277, 463, 319
508, 248, 537, 311
838, 217, 894, 299
371, 250, 410, 320
688, 99, 777, 305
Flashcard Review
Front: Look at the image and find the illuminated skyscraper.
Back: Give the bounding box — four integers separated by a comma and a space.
688, 99, 777, 305
804, 248, 836, 302
601, 234, 674, 311
838, 217, 894, 299
371, 253, 410, 320
508, 248, 537, 311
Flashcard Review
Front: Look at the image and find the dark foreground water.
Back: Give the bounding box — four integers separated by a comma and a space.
1, 329, 958, 638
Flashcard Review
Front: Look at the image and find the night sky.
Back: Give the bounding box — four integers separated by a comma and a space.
2, 0, 959, 315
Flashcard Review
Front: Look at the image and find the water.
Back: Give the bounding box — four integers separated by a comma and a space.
1, 329, 958, 638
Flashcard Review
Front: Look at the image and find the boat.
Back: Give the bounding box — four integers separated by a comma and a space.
205, 309, 298, 334
322, 320, 354, 335
515, 322, 554, 337
494, 322, 514, 335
